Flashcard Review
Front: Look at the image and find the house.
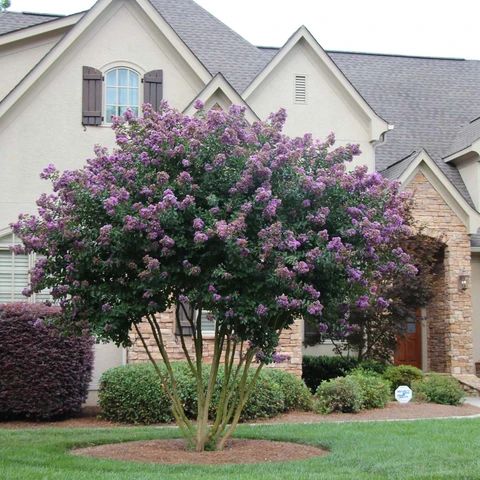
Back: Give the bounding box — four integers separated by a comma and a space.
1, 0, 480, 403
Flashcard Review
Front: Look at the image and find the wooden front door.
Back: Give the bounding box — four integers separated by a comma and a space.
394, 310, 422, 369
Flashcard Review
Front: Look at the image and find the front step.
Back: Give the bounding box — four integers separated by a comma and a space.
453, 374, 480, 397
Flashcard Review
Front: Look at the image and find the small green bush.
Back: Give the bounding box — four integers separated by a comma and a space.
349, 370, 391, 409
357, 359, 388, 375
99, 362, 308, 424
314, 376, 364, 414
383, 365, 424, 392
413, 374, 465, 406
267, 368, 312, 411
99, 363, 173, 424
236, 371, 285, 420
302, 355, 358, 393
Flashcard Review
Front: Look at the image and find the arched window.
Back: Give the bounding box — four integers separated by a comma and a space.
105, 67, 140, 123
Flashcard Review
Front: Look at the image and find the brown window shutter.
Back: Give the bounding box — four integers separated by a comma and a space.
82, 66, 103, 126
177, 301, 193, 336
143, 69, 163, 111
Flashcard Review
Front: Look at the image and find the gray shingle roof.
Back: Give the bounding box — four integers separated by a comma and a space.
0, 11, 61, 35
444, 116, 480, 158
326, 51, 480, 207
148, 0, 268, 93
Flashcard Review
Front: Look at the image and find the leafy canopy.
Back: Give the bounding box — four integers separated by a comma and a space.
13, 102, 415, 360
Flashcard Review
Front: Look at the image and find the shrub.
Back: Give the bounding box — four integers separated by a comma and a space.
234, 371, 285, 420
357, 359, 388, 375
99, 363, 173, 424
314, 376, 364, 414
0, 303, 93, 420
383, 365, 424, 392
263, 368, 312, 411
349, 370, 391, 409
413, 374, 465, 406
99, 362, 309, 424
302, 355, 358, 392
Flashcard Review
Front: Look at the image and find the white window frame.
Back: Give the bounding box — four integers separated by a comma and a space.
103, 66, 141, 125
0, 231, 49, 303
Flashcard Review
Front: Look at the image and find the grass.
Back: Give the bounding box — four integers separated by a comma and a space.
1, 419, 480, 479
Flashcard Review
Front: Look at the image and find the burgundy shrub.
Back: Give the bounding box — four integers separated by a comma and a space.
0, 303, 94, 420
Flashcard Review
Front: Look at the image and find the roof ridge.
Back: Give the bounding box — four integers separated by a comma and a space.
2, 11, 63, 18
326, 49, 466, 62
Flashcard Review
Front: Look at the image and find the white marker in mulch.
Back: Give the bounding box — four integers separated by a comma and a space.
395, 385, 413, 404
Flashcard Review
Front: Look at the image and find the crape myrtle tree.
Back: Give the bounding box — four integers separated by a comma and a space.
13, 102, 416, 451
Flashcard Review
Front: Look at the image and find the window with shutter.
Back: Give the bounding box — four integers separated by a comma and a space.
82, 66, 103, 126
105, 67, 140, 123
294, 74, 307, 104
143, 69, 163, 111
0, 232, 50, 303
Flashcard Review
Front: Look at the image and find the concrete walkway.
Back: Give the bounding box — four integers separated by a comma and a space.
464, 397, 480, 408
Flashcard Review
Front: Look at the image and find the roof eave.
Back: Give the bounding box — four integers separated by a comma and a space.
0, 11, 83, 46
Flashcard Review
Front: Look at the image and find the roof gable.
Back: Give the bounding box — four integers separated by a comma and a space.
243, 26, 389, 141
399, 150, 480, 233
184, 73, 260, 123
0, 0, 213, 120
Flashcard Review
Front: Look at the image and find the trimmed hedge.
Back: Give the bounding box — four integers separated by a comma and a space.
413, 374, 465, 406
99, 362, 311, 424
302, 355, 359, 392
0, 303, 94, 420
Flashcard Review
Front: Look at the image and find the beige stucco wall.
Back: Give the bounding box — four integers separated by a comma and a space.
0, 30, 67, 101
246, 39, 377, 171
0, 0, 205, 228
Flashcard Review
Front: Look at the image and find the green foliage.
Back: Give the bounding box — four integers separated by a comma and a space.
413, 374, 465, 406
266, 369, 312, 411
99, 363, 173, 424
383, 365, 424, 392
99, 362, 311, 424
234, 372, 285, 420
357, 359, 389, 375
314, 376, 364, 414
302, 355, 358, 392
0, 0, 10, 11
349, 370, 391, 409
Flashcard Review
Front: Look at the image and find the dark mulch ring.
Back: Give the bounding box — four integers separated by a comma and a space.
72, 439, 328, 465
1, 402, 479, 429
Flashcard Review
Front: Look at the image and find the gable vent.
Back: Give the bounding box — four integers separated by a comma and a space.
294, 75, 307, 104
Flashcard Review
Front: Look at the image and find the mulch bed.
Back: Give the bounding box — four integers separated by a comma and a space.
1, 402, 479, 430
72, 438, 328, 465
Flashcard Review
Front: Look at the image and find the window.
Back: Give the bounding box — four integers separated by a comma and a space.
177, 302, 216, 336
294, 74, 307, 104
105, 67, 140, 123
0, 232, 50, 303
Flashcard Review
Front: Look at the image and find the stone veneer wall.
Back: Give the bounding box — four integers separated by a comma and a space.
127, 311, 303, 376
405, 171, 473, 374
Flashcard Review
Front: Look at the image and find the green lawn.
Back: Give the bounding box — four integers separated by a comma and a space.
1, 419, 480, 479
